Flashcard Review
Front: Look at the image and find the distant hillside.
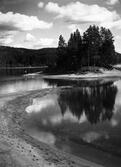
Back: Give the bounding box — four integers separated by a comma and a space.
0, 46, 121, 68
0, 46, 57, 67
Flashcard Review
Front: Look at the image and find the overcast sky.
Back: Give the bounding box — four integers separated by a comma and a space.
0, 0, 121, 52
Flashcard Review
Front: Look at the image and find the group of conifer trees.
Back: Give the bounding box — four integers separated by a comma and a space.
56, 25, 115, 72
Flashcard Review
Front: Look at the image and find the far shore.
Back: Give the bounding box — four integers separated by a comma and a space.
42, 69, 121, 81
0, 66, 47, 69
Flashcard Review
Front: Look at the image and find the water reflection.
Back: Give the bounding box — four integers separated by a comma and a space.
45, 78, 115, 87
24, 94, 59, 145
23, 80, 121, 165
24, 82, 118, 142
0, 78, 56, 95
0, 67, 45, 77
25, 82, 118, 129
27, 128, 56, 145
26, 97, 56, 114
58, 83, 117, 124
81, 131, 109, 143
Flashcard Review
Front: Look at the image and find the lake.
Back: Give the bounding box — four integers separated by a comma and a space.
1, 70, 121, 166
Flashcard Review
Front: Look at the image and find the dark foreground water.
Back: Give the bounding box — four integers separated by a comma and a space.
1, 70, 121, 166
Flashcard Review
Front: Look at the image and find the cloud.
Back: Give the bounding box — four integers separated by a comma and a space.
114, 35, 121, 53
0, 31, 16, 45
68, 24, 83, 34
45, 2, 60, 14
0, 0, 25, 5
2, 35, 56, 49
38, 2, 44, 8
45, 2, 120, 28
13, 37, 56, 49
101, 19, 121, 29
106, 0, 119, 5
0, 11, 53, 32
34, 38, 55, 48
4, 36, 13, 44
12, 43, 24, 48
25, 33, 36, 42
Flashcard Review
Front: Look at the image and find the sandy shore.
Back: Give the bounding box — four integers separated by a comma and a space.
42, 69, 121, 81
0, 88, 104, 167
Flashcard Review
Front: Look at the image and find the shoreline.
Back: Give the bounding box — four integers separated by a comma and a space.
42, 72, 121, 81
0, 88, 104, 167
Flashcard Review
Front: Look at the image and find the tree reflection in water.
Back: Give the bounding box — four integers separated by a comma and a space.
58, 83, 117, 124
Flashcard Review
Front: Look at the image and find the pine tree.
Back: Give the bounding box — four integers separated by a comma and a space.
56, 25, 115, 73
56, 35, 67, 71
100, 27, 115, 66
67, 29, 82, 70
58, 35, 67, 48
83, 25, 101, 67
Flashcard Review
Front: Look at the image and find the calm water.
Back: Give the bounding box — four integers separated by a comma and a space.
0, 68, 55, 95
24, 78, 121, 167
1, 70, 121, 166
0, 67, 46, 77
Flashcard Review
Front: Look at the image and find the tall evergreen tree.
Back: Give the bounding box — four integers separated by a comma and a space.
83, 25, 101, 67
68, 29, 82, 50
58, 35, 67, 48
56, 35, 67, 71
67, 29, 82, 70
56, 25, 115, 73
100, 27, 115, 66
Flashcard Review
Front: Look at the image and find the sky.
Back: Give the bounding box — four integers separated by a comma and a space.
0, 0, 121, 52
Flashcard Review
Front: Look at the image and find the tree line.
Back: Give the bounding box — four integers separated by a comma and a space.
0, 46, 57, 67
56, 25, 115, 72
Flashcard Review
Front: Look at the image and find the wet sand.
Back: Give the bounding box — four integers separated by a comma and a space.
0, 88, 105, 167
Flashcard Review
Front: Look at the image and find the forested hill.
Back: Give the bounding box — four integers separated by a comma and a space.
0, 45, 121, 68
0, 46, 57, 67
